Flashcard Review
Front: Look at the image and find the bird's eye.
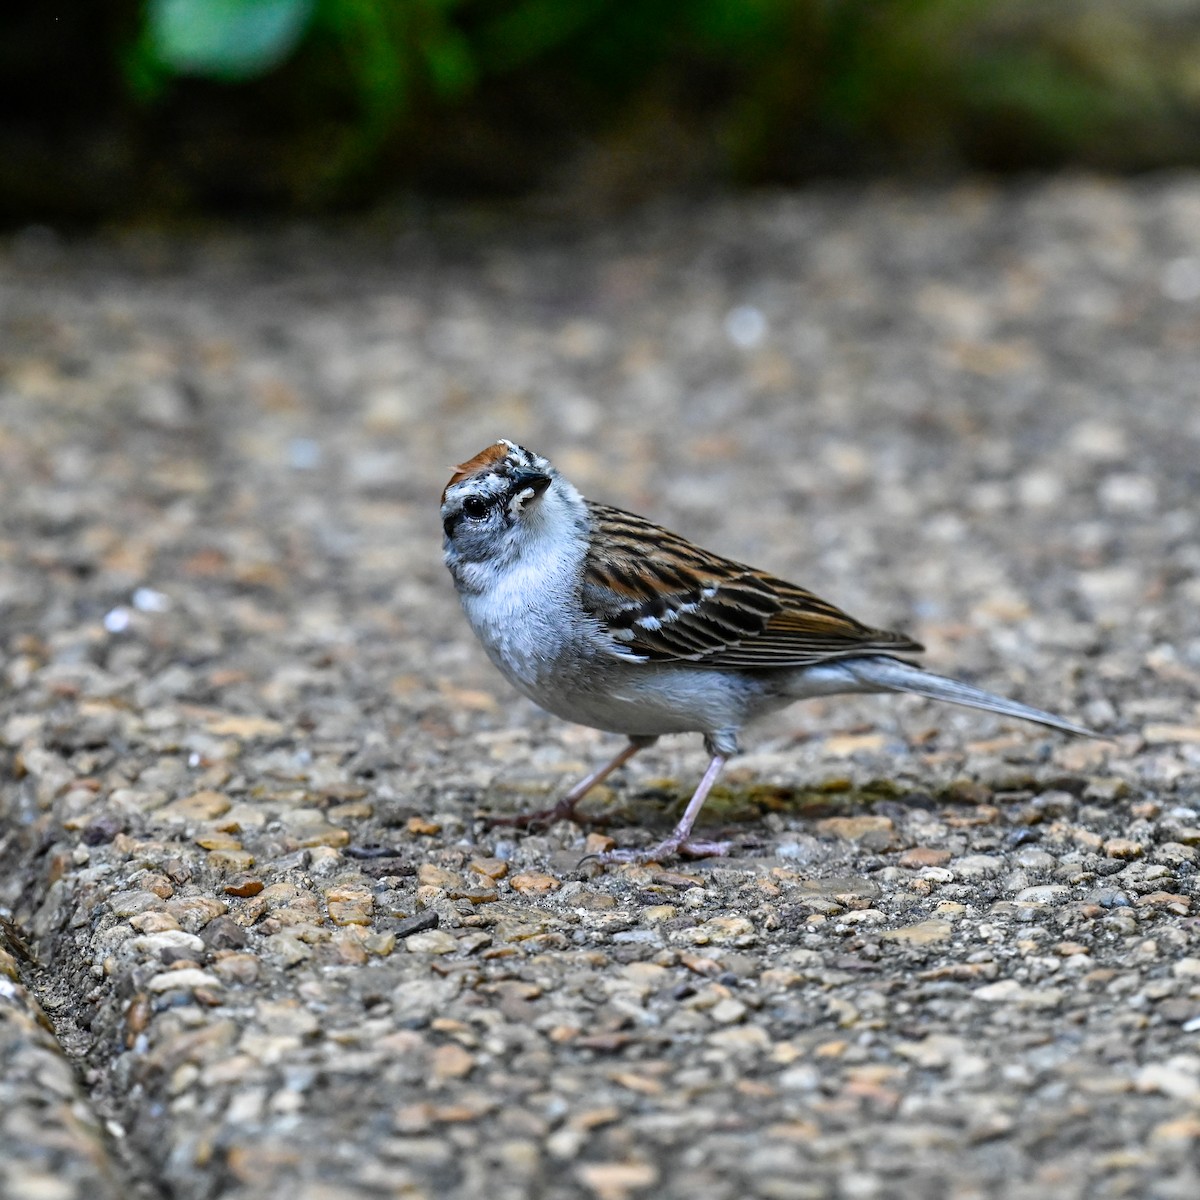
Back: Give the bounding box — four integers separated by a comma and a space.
462, 497, 489, 520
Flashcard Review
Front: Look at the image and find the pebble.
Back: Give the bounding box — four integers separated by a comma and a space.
145, 968, 223, 994
897, 847, 951, 868
130, 930, 206, 959
509, 871, 561, 895
405, 930, 458, 955
816, 816, 894, 841
1013, 848, 1058, 871
974, 981, 1065, 1008
880, 919, 952, 945
1015, 885, 1070, 905
951, 855, 1003, 878
223, 875, 265, 897
1104, 838, 1144, 859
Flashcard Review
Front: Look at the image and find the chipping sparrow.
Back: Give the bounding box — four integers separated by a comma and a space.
442, 440, 1095, 864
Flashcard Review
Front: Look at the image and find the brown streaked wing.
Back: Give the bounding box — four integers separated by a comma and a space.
581, 502, 923, 669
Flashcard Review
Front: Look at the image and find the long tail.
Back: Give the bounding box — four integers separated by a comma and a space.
843, 656, 1098, 738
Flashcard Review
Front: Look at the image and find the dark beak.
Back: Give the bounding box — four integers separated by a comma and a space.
511, 469, 551, 498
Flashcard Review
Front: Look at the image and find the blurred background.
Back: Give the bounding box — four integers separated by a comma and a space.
9, 0, 1200, 225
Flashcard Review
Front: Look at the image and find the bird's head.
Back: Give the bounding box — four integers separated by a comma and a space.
441, 440, 573, 572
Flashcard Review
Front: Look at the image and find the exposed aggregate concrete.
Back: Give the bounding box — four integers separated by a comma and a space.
2, 178, 1199, 1199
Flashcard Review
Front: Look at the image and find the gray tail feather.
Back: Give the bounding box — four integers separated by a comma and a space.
845, 656, 1098, 738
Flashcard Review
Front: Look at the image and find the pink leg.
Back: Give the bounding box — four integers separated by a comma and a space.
486, 738, 650, 829
590, 753, 730, 865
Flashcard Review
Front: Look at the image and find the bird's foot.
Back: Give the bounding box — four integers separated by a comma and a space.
581, 836, 731, 867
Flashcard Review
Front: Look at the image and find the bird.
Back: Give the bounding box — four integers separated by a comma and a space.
441, 439, 1095, 864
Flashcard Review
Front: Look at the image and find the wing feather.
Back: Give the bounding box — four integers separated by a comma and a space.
580, 502, 922, 670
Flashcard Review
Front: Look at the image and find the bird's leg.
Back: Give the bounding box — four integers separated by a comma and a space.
485, 736, 655, 829
590, 752, 730, 864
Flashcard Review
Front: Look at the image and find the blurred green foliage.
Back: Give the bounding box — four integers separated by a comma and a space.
5, 0, 1200, 220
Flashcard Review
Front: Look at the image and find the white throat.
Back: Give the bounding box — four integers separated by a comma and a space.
450, 479, 591, 690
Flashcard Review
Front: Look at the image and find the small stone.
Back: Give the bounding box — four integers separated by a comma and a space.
206, 850, 255, 873
165, 896, 228, 931
1015, 885, 1070, 905
881, 919, 952, 945
295, 824, 350, 849
430, 1043, 475, 1082
1150, 1116, 1200, 1143
469, 856, 508, 880
1054, 942, 1090, 957
257, 999, 320, 1037
610, 1071, 664, 1096
107, 889, 164, 918
130, 911, 181, 933
1013, 848, 1057, 871
223, 875, 264, 898
1153, 842, 1195, 865
146, 968, 223, 993
363, 931, 397, 956
211, 952, 260, 984
682, 916, 756, 947
393, 910, 439, 938
130, 930, 205, 959
897, 847, 951, 868
417, 864, 463, 890
204, 715, 286, 738
1142, 723, 1200, 745
816, 816, 893, 841
823, 733, 887, 756
952, 855, 1002, 877
1104, 838, 1144, 859
814, 1040, 847, 1058
974, 979, 1064, 1008
405, 929, 458, 954
641, 905, 676, 923
577, 1161, 659, 1199
201, 915, 249, 950
407, 816, 441, 836
393, 1103, 434, 1134
709, 1025, 771, 1053
195, 832, 243, 851
157, 790, 231, 822
265, 933, 312, 965
509, 871, 561, 895
1084, 777, 1131, 802
1135, 1060, 1200, 1101
82, 813, 123, 845
324, 883, 374, 925
710, 997, 747, 1024
584, 832, 617, 855
1135, 891, 1191, 913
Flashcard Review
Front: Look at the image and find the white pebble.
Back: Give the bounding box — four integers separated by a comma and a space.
724, 305, 767, 349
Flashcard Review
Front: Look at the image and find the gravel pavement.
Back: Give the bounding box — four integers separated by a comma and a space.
2, 178, 1200, 1200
